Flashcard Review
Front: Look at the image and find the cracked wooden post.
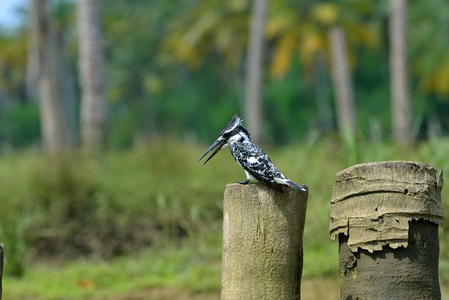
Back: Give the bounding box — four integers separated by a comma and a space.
330, 161, 444, 299
221, 183, 308, 300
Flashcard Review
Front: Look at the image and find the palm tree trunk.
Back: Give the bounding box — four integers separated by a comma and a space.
313, 52, 334, 132
26, 0, 40, 102
244, 0, 267, 144
77, 0, 107, 152
328, 26, 356, 136
31, 0, 68, 153
389, 0, 413, 144
59, 35, 79, 146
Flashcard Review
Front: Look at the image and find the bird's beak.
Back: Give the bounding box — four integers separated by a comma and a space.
199, 139, 226, 165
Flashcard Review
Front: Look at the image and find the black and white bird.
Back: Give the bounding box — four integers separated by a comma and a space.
199, 114, 306, 192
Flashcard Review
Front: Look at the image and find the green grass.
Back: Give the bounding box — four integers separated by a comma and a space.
1, 137, 449, 298
5, 230, 222, 299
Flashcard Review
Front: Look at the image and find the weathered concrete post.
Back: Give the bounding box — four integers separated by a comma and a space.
330, 161, 444, 299
221, 183, 308, 300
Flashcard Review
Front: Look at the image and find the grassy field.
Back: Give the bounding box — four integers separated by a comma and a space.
1, 137, 448, 299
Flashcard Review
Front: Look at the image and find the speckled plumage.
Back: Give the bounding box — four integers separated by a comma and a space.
199, 114, 306, 192
231, 138, 284, 184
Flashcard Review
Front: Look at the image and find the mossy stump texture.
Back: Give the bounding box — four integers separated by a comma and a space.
330, 161, 444, 300
221, 183, 308, 300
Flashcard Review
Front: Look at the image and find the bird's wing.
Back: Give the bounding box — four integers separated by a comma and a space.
242, 144, 281, 184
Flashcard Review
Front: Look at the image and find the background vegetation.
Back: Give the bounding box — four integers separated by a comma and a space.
0, 0, 448, 299
2, 0, 449, 148
1, 139, 448, 298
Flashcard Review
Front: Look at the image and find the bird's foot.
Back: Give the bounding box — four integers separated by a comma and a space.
236, 179, 250, 184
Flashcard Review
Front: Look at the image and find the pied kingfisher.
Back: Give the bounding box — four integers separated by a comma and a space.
199, 114, 306, 192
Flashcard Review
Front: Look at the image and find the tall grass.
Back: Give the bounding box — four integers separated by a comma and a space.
0, 137, 448, 298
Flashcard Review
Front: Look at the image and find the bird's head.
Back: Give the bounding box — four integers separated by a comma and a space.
199, 114, 250, 165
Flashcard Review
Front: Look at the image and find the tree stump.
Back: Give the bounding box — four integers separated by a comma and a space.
221, 183, 308, 300
330, 161, 444, 299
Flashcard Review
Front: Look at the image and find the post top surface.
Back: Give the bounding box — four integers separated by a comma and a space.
225, 182, 309, 197
336, 161, 436, 181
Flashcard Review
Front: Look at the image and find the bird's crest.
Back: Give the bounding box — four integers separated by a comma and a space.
220, 114, 241, 134
220, 114, 250, 139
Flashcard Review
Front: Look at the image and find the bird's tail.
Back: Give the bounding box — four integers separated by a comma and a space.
286, 180, 307, 192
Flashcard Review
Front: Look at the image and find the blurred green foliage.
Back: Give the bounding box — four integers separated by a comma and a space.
1, 0, 449, 147
0, 139, 448, 298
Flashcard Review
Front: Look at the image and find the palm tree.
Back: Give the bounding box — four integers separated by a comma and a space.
312, 52, 334, 132
29, 0, 68, 153
53, 0, 79, 146
244, 0, 268, 144
389, 0, 412, 144
26, 0, 40, 102
77, 0, 107, 152
409, 1, 449, 99
328, 26, 356, 135
164, 0, 249, 64
267, 1, 379, 136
